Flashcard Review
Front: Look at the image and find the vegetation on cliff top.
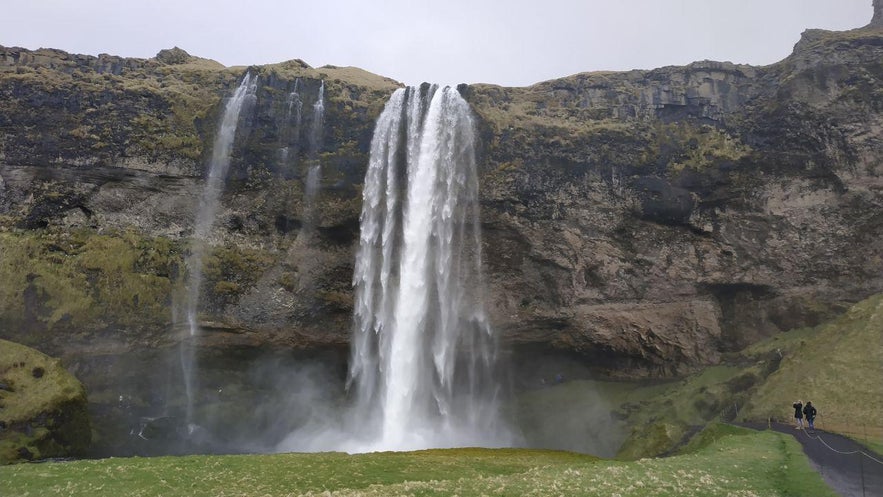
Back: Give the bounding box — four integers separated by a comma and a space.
0, 49, 239, 164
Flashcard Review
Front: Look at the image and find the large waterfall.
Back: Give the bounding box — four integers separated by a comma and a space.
180, 72, 257, 427
346, 85, 508, 451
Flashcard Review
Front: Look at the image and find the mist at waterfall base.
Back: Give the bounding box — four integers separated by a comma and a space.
124, 81, 624, 458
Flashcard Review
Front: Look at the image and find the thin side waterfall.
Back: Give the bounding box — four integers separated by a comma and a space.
302, 80, 324, 233
279, 78, 303, 167
180, 72, 258, 428
347, 85, 508, 451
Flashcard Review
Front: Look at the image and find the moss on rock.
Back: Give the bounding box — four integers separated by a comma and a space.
0, 229, 180, 340
0, 339, 90, 464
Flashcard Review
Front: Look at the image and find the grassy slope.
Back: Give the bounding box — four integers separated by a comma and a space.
0, 426, 832, 497
740, 294, 883, 451
516, 294, 882, 459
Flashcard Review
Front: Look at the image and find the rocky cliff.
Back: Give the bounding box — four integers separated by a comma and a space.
0, 17, 881, 390
467, 22, 883, 375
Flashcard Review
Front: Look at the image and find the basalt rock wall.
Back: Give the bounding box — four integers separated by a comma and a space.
0, 21, 881, 380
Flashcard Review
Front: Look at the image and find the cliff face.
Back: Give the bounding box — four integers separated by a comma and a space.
466, 26, 883, 375
0, 23, 881, 383
0, 47, 398, 354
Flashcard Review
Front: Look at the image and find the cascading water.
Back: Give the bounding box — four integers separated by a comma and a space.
302, 80, 324, 233
278, 78, 303, 167
346, 84, 509, 451
180, 72, 258, 427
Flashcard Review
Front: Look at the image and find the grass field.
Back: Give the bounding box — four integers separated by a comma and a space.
0, 424, 834, 497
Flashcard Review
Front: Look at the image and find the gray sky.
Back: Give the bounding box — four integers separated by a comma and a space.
1, 1, 874, 87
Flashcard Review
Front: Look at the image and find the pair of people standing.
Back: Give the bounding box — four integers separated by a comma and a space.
792, 400, 818, 430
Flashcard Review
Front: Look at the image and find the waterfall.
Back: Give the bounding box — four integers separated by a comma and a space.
347, 85, 507, 451
180, 72, 258, 427
279, 78, 303, 167
302, 80, 324, 233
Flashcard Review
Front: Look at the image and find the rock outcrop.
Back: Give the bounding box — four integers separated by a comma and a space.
0, 12, 881, 452
0, 339, 91, 463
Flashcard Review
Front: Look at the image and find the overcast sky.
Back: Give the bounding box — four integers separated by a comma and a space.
1, 1, 874, 87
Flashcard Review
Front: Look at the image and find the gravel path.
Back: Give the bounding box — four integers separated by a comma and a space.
741, 422, 883, 497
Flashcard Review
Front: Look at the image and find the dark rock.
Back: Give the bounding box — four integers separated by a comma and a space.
154, 47, 193, 65
17, 446, 34, 460
631, 176, 695, 225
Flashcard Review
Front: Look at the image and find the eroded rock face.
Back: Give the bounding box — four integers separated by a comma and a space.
0, 17, 881, 390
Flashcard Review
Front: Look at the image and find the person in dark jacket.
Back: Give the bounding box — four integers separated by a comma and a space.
803, 401, 817, 430
793, 400, 804, 429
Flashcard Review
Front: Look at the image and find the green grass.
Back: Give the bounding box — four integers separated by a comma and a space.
0, 427, 833, 496
740, 294, 883, 447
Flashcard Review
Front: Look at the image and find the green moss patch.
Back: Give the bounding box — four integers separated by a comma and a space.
200, 245, 274, 310
641, 122, 752, 173
0, 229, 180, 335
0, 340, 90, 464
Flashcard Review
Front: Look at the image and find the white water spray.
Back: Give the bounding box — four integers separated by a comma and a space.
181, 72, 258, 426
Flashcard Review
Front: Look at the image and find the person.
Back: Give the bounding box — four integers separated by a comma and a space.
803, 401, 817, 431
792, 400, 804, 429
